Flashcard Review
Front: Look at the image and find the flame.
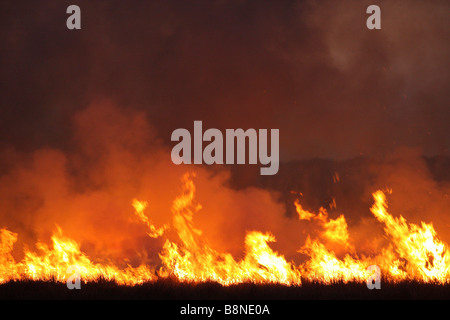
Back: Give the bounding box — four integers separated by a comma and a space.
11, 226, 155, 285
300, 237, 369, 283
132, 199, 168, 238
0, 229, 19, 283
294, 200, 316, 221
371, 191, 450, 283
0, 173, 449, 285
159, 173, 302, 285
295, 200, 352, 249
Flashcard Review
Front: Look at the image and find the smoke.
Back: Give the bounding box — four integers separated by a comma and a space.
364, 148, 450, 244
0, 102, 303, 264
0, 0, 448, 159
0, 101, 448, 267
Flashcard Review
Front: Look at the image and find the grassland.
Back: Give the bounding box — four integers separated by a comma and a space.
0, 278, 449, 300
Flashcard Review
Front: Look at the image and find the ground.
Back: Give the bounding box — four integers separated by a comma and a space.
0, 279, 449, 300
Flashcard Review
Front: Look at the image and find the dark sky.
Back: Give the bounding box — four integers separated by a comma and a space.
0, 0, 449, 161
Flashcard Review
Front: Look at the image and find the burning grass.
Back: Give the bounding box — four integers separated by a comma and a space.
1, 173, 449, 288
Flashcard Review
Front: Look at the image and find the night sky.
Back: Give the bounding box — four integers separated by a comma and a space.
0, 0, 448, 160
0, 1, 448, 261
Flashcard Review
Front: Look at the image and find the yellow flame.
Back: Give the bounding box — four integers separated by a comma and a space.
132, 199, 168, 238
371, 191, 450, 283
0, 174, 449, 285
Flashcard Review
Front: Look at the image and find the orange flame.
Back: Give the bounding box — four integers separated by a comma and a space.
371, 191, 450, 283
0, 173, 448, 285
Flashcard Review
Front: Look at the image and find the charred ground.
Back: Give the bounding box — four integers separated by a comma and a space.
1, 278, 449, 300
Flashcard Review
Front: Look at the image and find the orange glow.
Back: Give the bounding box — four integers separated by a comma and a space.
0, 173, 448, 285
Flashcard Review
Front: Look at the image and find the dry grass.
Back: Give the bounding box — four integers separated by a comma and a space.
0, 278, 449, 300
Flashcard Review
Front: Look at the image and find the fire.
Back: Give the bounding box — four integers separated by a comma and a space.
0, 173, 449, 286
159, 173, 301, 285
0, 229, 19, 283
295, 199, 352, 249
7, 226, 156, 285
300, 237, 369, 284
371, 191, 450, 283
132, 199, 168, 238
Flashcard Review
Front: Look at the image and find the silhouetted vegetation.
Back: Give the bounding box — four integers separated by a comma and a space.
1, 278, 449, 300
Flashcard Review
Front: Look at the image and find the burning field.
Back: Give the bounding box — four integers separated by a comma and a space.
1, 0, 449, 303
1, 173, 449, 286
0, 125, 449, 295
